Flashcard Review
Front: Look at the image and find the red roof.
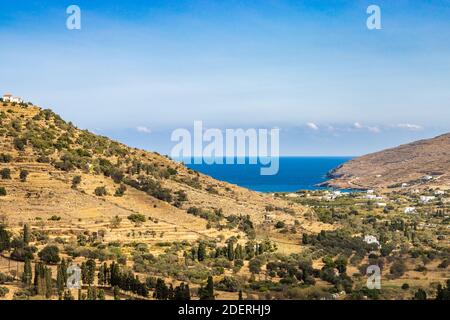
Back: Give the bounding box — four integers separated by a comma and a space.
3, 93, 12, 97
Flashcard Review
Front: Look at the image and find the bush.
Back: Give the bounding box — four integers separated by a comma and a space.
0, 168, 11, 180
128, 214, 146, 224
275, 221, 286, 229
38, 245, 61, 264
20, 170, 29, 182
72, 175, 81, 188
115, 184, 127, 197
13, 137, 26, 151
0, 154, 12, 163
0, 272, 14, 284
0, 286, 9, 297
95, 186, 107, 196
0, 187, 6, 196
216, 276, 241, 292
390, 260, 407, 278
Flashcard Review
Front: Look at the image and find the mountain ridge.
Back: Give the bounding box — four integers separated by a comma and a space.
324, 132, 450, 191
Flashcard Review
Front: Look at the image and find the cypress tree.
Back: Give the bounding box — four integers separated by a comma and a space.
227, 241, 235, 261
22, 258, 32, 287
23, 224, 30, 245
86, 259, 96, 286
206, 276, 214, 300
197, 242, 206, 262
45, 267, 52, 299
113, 286, 120, 300
56, 264, 65, 298
184, 283, 191, 300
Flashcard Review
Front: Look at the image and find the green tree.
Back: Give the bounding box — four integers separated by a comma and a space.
249, 258, 262, 276
113, 286, 120, 300
227, 241, 235, 261
199, 276, 215, 300
22, 258, 33, 287
0, 226, 11, 253
86, 259, 96, 286
45, 267, 52, 299
38, 245, 60, 264
197, 242, 206, 262
23, 224, 30, 245
414, 288, 427, 300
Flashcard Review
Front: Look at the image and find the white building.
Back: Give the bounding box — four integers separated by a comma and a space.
376, 202, 387, 207
422, 175, 433, 181
2, 93, 23, 104
434, 190, 445, 196
364, 235, 381, 247
285, 193, 299, 198
404, 207, 417, 214
420, 196, 436, 204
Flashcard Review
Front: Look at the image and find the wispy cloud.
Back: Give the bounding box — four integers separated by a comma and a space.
306, 122, 319, 131
396, 123, 423, 131
353, 122, 380, 133
136, 126, 152, 134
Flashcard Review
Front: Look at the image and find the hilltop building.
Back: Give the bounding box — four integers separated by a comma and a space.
2, 93, 23, 104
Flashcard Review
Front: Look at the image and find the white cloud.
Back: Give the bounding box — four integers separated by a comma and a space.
368, 126, 381, 133
306, 122, 319, 131
353, 122, 380, 133
136, 126, 152, 134
396, 123, 423, 131
353, 122, 363, 129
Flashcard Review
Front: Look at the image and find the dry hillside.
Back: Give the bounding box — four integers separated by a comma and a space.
0, 100, 325, 250
324, 133, 450, 191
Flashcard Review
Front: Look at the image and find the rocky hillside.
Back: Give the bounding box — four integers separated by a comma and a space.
0, 99, 323, 249
325, 133, 450, 191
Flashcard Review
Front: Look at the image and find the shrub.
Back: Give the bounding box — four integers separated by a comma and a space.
95, 186, 107, 196
127, 214, 146, 224
20, 170, 29, 182
0, 272, 14, 284
275, 221, 286, 229
115, 184, 127, 197
0, 154, 12, 163
0, 168, 11, 180
72, 175, 81, 188
0, 187, 6, 196
390, 260, 407, 278
13, 137, 26, 151
38, 245, 61, 264
0, 286, 9, 297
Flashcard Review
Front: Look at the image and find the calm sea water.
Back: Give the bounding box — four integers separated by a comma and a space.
184, 157, 352, 192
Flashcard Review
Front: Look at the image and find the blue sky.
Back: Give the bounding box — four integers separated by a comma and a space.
1, 0, 450, 155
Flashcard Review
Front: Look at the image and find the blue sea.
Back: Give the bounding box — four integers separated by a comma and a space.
184, 157, 352, 193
